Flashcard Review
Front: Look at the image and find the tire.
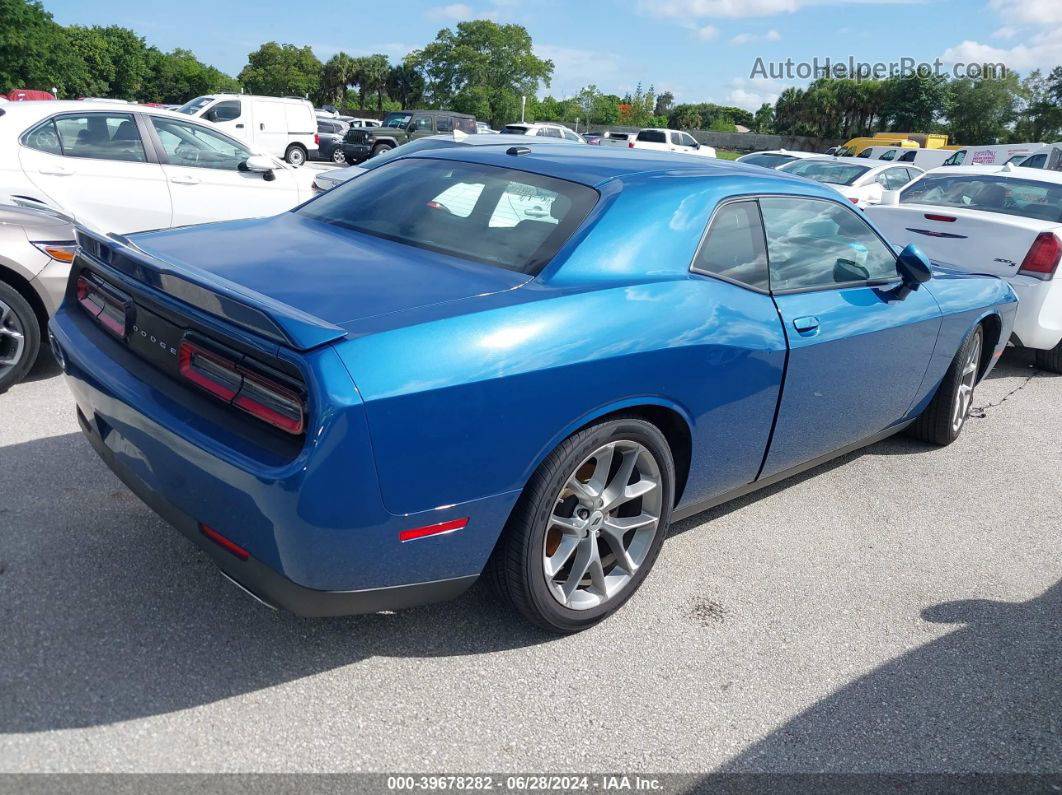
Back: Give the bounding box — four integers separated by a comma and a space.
487, 416, 675, 634
371, 143, 394, 158
331, 147, 346, 164
1034, 341, 1062, 374
284, 145, 307, 166
908, 324, 984, 446
0, 281, 41, 394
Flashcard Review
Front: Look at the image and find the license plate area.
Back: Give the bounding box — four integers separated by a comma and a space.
128, 305, 184, 378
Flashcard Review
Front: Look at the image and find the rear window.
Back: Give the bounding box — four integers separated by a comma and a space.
900, 174, 1062, 223
455, 117, 477, 134
737, 153, 796, 169
636, 130, 667, 144
781, 160, 870, 186
502, 125, 530, 135
297, 158, 598, 274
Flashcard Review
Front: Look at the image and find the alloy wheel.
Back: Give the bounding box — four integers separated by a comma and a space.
542, 440, 662, 611
0, 299, 27, 378
952, 331, 982, 432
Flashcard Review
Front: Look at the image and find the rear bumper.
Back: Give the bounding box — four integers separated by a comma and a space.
1008, 276, 1062, 351
77, 403, 477, 617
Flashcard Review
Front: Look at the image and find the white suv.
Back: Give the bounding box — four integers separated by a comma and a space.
501, 122, 585, 143
629, 128, 716, 158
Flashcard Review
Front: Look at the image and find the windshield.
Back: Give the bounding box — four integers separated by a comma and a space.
781, 160, 870, 186
360, 138, 463, 171
738, 153, 797, 169
900, 174, 1062, 223
177, 96, 214, 115
297, 158, 598, 274
381, 112, 412, 129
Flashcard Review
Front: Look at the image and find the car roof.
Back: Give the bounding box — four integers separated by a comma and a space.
922, 164, 1062, 184
405, 141, 828, 190
796, 156, 914, 172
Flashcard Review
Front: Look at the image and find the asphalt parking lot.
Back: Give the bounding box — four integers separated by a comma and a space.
0, 348, 1058, 774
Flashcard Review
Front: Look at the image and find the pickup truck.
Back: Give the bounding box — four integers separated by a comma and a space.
342, 110, 477, 163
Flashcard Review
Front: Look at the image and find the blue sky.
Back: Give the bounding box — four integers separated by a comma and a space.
41, 0, 1062, 110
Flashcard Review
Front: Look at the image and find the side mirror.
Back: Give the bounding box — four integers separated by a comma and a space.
892, 243, 933, 300
881, 189, 901, 206
204, 109, 218, 122
244, 154, 273, 173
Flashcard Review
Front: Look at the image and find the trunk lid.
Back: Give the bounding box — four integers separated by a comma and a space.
103, 213, 529, 349
867, 203, 1061, 278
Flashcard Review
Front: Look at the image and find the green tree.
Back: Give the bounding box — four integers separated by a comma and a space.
945, 73, 1021, 144
409, 20, 553, 128
881, 72, 948, 132
387, 62, 425, 108
753, 103, 774, 133
1013, 68, 1062, 143
238, 42, 321, 98
145, 48, 239, 104
355, 53, 391, 110
654, 90, 674, 117
0, 0, 77, 95
321, 52, 358, 105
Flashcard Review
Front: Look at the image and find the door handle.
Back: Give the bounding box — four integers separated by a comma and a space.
793, 316, 820, 333
39, 166, 73, 176
169, 175, 201, 185
259, 123, 265, 131
235, 123, 244, 129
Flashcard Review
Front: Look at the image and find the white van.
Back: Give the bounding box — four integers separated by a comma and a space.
855, 145, 917, 160
177, 94, 318, 166
941, 143, 1048, 167
890, 149, 953, 169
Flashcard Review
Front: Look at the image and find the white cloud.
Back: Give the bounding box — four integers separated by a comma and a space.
638, 0, 921, 21
992, 26, 1017, 40
941, 28, 1062, 72
988, 0, 1062, 24
724, 77, 792, 109
425, 3, 505, 21
697, 25, 721, 40
731, 29, 782, 44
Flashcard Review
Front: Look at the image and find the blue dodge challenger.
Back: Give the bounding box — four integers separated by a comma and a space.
50, 145, 1017, 632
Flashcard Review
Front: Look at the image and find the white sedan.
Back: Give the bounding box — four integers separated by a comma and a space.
867, 164, 1062, 372
779, 156, 923, 207
736, 149, 818, 169
0, 101, 316, 234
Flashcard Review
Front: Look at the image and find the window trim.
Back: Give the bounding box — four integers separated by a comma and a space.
689, 193, 902, 296
20, 110, 158, 164
689, 197, 771, 294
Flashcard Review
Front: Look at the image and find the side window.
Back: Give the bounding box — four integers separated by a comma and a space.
880, 149, 896, 161
209, 100, 242, 123
23, 119, 62, 155
691, 200, 769, 291
898, 150, 916, 162
944, 150, 966, 166
317, 121, 331, 134
435, 116, 453, 133
669, 131, 683, 145
759, 197, 899, 291
876, 169, 910, 190
151, 117, 250, 171
562, 130, 581, 141
412, 115, 433, 132
1024, 153, 1047, 168
682, 133, 699, 147
637, 130, 666, 144
53, 113, 146, 162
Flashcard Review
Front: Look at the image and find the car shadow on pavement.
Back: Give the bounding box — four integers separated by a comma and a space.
20, 347, 62, 385
0, 432, 556, 734
713, 579, 1061, 773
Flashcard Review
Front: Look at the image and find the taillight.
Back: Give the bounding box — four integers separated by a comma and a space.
314, 133, 320, 145
849, 197, 860, 204
924, 214, 956, 222
76, 274, 129, 337
1018, 232, 1061, 280
178, 339, 305, 434
628, 141, 634, 148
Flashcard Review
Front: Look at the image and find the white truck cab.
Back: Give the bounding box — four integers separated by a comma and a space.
177, 94, 318, 166
628, 128, 716, 158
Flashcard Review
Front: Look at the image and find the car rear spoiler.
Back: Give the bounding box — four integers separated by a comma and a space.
75, 227, 347, 351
